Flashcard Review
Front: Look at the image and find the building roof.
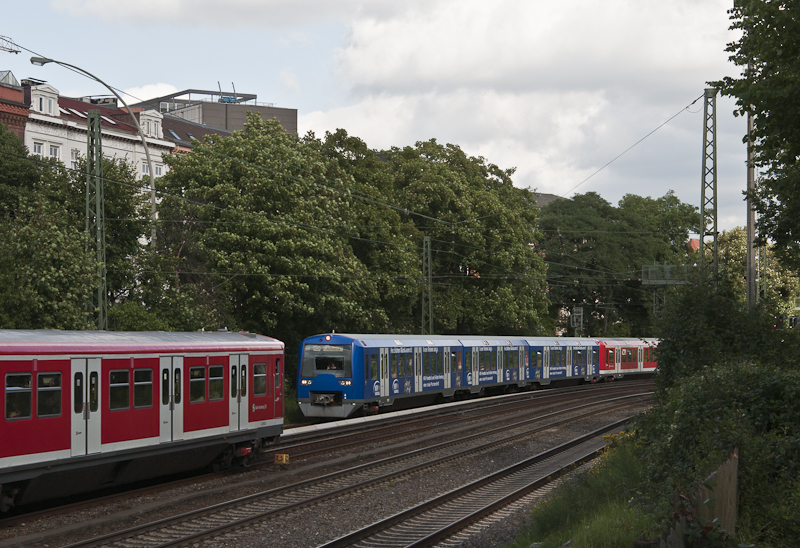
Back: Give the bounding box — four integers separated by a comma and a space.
160, 113, 232, 148
533, 193, 563, 208
56, 96, 140, 134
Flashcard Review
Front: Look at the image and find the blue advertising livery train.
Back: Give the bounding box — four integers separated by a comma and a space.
297, 333, 657, 419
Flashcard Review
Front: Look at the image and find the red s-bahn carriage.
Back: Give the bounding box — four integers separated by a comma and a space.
0, 330, 284, 511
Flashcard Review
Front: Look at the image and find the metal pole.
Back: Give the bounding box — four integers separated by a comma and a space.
86, 110, 107, 330
746, 102, 757, 310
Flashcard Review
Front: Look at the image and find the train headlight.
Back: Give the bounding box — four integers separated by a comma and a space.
338, 380, 352, 386
300, 379, 312, 385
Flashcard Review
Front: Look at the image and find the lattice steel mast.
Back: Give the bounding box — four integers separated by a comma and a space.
86, 110, 107, 330
700, 88, 719, 279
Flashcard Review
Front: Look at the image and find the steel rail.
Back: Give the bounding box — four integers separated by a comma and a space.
318, 419, 629, 548
55, 394, 648, 548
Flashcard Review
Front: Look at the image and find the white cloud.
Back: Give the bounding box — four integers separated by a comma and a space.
279, 70, 300, 95
49, 0, 427, 28
122, 83, 179, 103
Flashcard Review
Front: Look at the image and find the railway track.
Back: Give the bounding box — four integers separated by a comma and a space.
0, 381, 650, 530
45, 391, 649, 548
318, 421, 625, 548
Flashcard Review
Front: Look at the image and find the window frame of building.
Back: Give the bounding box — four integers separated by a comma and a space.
33, 142, 43, 156
49, 145, 60, 160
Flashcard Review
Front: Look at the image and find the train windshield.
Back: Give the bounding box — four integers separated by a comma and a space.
301, 344, 352, 378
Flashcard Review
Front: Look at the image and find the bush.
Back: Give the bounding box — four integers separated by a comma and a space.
633, 361, 800, 546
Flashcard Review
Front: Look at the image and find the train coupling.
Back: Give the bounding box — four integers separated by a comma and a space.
234, 446, 253, 458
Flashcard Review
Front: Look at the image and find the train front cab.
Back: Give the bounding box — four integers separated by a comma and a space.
297, 334, 360, 419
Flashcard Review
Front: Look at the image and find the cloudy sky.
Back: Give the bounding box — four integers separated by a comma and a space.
3, 0, 748, 231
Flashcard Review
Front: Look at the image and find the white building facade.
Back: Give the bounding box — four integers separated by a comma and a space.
24, 82, 173, 183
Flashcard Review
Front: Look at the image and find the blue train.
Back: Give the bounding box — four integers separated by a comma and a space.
297, 333, 657, 419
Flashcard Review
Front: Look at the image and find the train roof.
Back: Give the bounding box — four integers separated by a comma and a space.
303, 334, 607, 349
0, 329, 283, 356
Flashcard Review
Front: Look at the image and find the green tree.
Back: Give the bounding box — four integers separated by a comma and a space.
0, 122, 39, 216
538, 191, 699, 336
383, 139, 548, 335
0, 122, 97, 329
155, 116, 396, 367
716, 226, 800, 318
713, 0, 800, 266
0, 203, 97, 329
37, 155, 150, 307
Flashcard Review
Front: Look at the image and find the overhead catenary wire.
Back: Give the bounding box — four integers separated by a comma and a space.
560, 93, 705, 198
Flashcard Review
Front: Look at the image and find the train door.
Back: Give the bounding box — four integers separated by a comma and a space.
229, 354, 248, 431
159, 356, 184, 443
567, 347, 574, 378
274, 357, 283, 418
471, 348, 479, 386
543, 348, 550, 379
518, 347, 525, 382
71, 358, 101, 456
444, 347, 451, 389
414, 347, 422, 392
380, 347, 389, 398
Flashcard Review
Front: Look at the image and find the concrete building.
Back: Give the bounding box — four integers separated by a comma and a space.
132, 88, 297, 134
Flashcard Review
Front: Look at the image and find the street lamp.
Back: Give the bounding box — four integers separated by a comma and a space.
30, 56, 157, 240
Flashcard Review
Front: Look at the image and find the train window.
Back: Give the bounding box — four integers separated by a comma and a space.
209, 366, 224, 401
436, 352, 443, 375
37, 373, 62, 417
275, 360, 281, 389
302, 344, 351, 378
369, 354, 378, 380
74, 372, 84, 414
491, 350, 497, 371
592, 350, 598, 365
464, 351, 471, 373
240, 365, 247, 397
189, 367, 205, 403
133, 369, 153, 408
423, 353, 429, 375
608, 349, 614, 363
6, 373, 32, 420
231, 366, 237, 398
162, 369, 170, 405
397, 354, 405, 377
174, 368, 182, 404
109, 370, 130, 410
90, 372, 98, 412
390, 354, 397, 378
254, 363, 267, 396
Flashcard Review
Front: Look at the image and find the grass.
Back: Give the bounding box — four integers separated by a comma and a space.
503, 433, 655, 548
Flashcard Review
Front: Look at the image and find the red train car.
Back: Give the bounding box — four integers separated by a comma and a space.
0, 330, 284, 511
597, 338, 658, 376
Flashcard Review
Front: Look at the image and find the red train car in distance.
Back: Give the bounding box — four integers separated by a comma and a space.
0, 330, 284, 511
597, 338, 658, 376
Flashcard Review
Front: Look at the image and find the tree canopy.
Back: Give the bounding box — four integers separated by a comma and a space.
537, 191, 699, 336
713, 0, 800, 266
